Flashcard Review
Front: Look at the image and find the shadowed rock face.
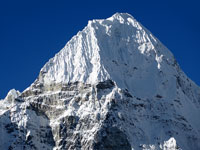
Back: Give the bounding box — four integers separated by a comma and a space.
1, 74, 200, 150
96, 80, 115, 90
0, 80, 134, 150
94, 127, 131, 150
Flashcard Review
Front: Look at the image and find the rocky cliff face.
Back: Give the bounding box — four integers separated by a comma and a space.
0, 13, 200, 150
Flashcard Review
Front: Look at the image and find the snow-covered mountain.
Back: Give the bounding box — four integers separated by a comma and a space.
0, 13, 200, 150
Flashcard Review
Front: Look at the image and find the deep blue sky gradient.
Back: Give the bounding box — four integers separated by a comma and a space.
0, 0, 200, 98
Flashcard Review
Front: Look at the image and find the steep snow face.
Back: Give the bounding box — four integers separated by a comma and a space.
39, 13, 177, 99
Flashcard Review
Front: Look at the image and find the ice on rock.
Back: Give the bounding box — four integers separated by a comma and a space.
162, 137, 179, 150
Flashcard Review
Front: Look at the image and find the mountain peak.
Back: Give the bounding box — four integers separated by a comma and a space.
107, 12, 134, 22
112, 12, 132, 17
89, 12, 138, 28
35, 13, 176, 99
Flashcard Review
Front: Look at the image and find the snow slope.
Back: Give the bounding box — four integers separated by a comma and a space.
0, 13, 200, 150
36, 13, 184, 100
39, 13, 170, 92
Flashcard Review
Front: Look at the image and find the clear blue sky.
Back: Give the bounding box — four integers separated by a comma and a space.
0, 0, 200, 99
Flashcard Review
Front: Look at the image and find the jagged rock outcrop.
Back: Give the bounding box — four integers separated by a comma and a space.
0, 13, 200, 150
